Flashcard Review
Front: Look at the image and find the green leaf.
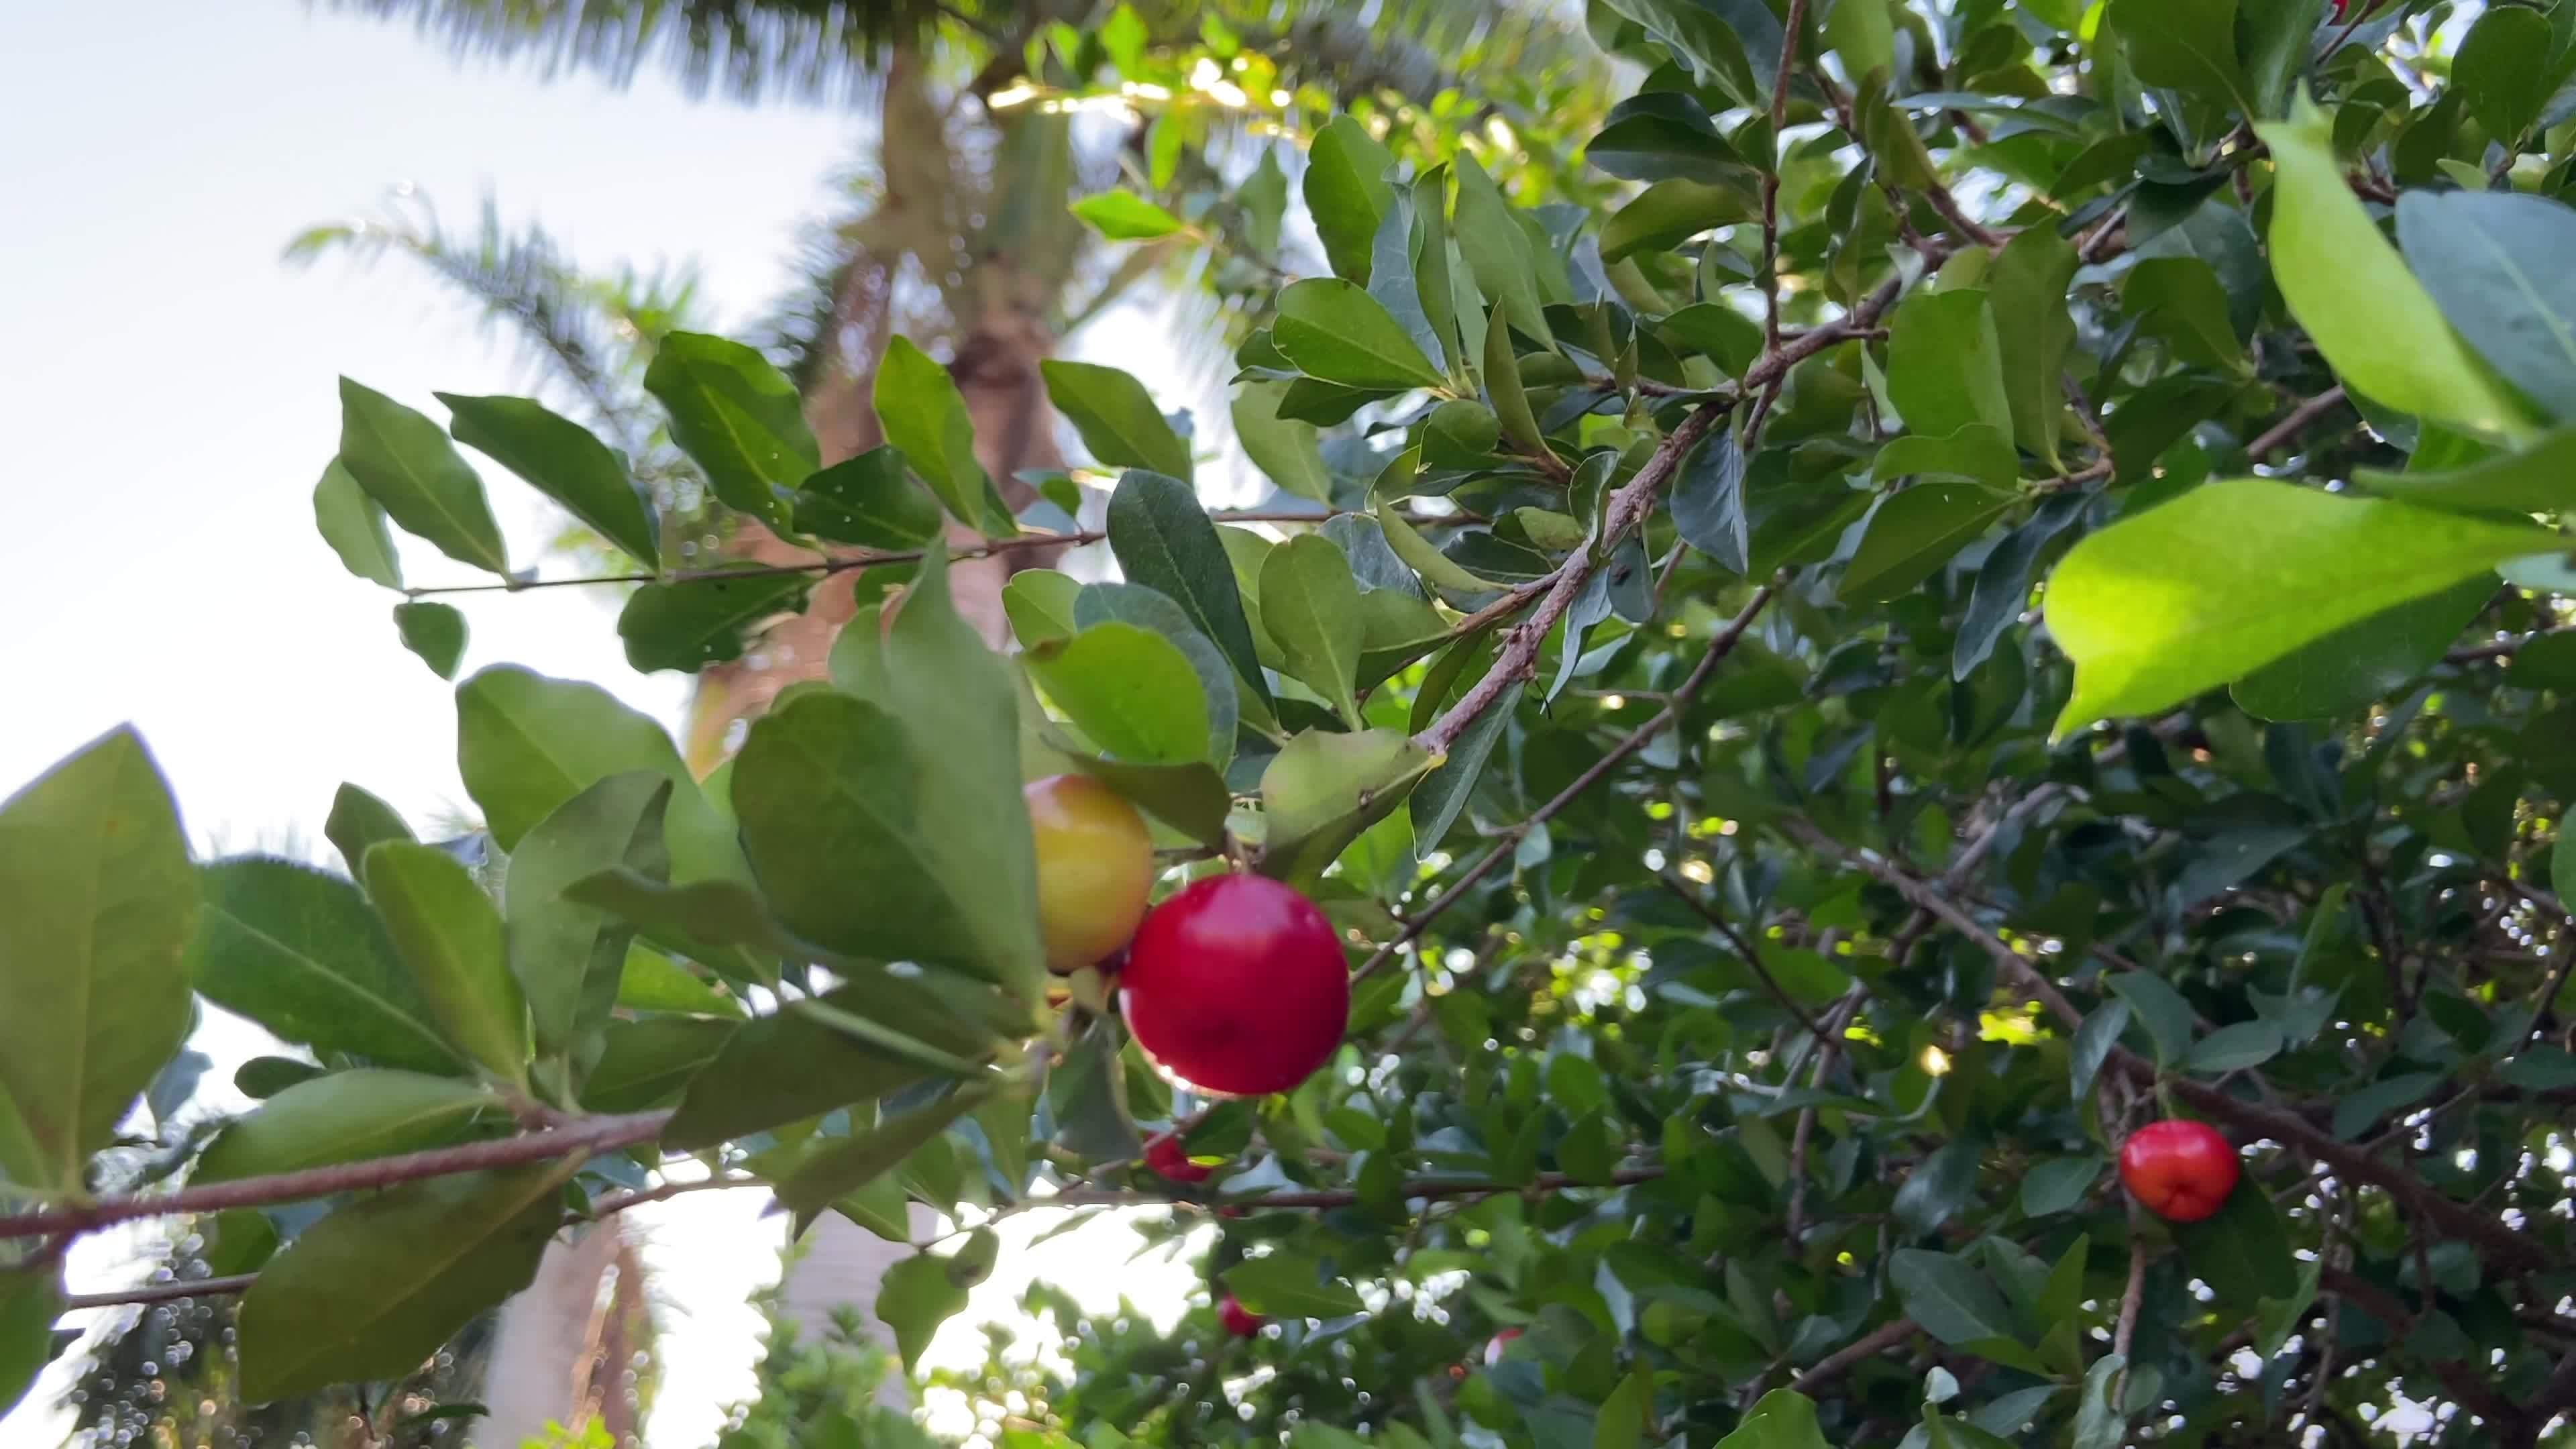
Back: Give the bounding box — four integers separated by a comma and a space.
393, 601, 467, 680
2106, 0, 2243, 101
1411, 167, 1466, 373
2398, 191, 2576, 425
641, 331, 816, 531
877, 336, 1011, 535
616, 567, 815, 676
1673, 427, 1750, 573
1072, 190, 1185, 240
194, 1069, 498, 1183
1222, 1253, 1366, 1318
1233, 382, 1333, 503
235, 1163, 572, 1401
2330, 1071, 2445, 1140
2173, 1175, 2300, 1310
776, 1082, 993, 1214
1412, 682, 1517, 848
1026, 624, 1217, 765
2108, 972, 2196, 1065
792, 446, 947, 549
1261, 535, 1368, 728
1888, 287, 2010, 439
1893, 1140, 1982, 1236
1595, 1371, 1654, 1449
438, 392, 659, 567
2019, 1155, 2103, 1218
733, 691, 1038, 992
1450, 156, 1554, 348
313, 459, 403, 590
2257, 99, 2529, 441
1273, 278, 1448, 391
1871, 425, 2019, 490
1601, 179, 1750, 263
1261, 727, 1437, 887
2070, 1354, 2127, 1449
1600, 0, 1769, 109
1483, 305, 1547, 462
2125, 259, 2250, 376
875, 1230, 1000, 1373
196, 858, 462, 1074
1589, 92, 1748, 185
663, 977, 991, 1145
1889, 1250, 2019, 1346
454, 665, 741, 885
2455, 5, 2559, 146
584, 1016, 735, 1114
0, 1267, 62, 1421
1664, 303, 1767, 377
1004, 569, 1083, 649
2231, 574, 2493, 722
364, 841, 529, 1085
616, 944, 741, 1017
2182, 1020, 2286, 1073
1825, 0, 1895, 82
1378, 504, 1507, 594
337, 378, 510, 574
325, 783, 413, 875
1842, 484, 2014, 603
2047, 480, 2553, 736
1715, 1389, 1829, 1449
2357, 426, 2576, 513
1981, 226, 2080, 467
506, 773, 671, 1067
0, 727, 197, 1190
1106, 472, 1273, 708
1305, 115, 1397, 283
1042, 360, 1194, 480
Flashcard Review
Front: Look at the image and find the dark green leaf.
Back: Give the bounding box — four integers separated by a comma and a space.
2231, 575, 2493, 722
1413, 682, 1515, 849
2182, 1020, 2286, 1073
1451, 154, 1552, 347
1589, 92, 1748, 184
1890, 1250, 2019, 1346
1673, 427, 1750, 573
1042, 361, 1194, 480
777, 1082, 992, 1214
439, 392, 659, 567
364, 841, 529, 1084
393, 601, 467, 680
337, 378, 510, 574
1261, 535, 1368, 728
1601, 180, 1749, 263
325, 783, 413, 876
2398, 190, 2576, 424
877, 336, 1011, 535
2107, 0, 2243, 99
235, 1164, 571, 1401
1988, 225, 2080, 464
1234, 382, 1333, 503
196, 858, 462, 1075
0, 1267, 62, 1420
2173, 1175, 2299, 1310
2019, 1155, 2102, 1218
1841, 484, 2013, 603
584, 1016, 735, 1114
313, 459, 402, 590
0, 728, 198, 1190
2108, 973, 2195, 1065
616, 567, 814, 676
1273, 278, 1448, 390
1106, 471, 1273, 708
1886, 288, 2011, 439
792, 446, 947, 548
2330, 1071, 2446, 1140
641, 331, 817, 531
2455, 5, 2559, 146
875, 1230, 1000, 1373
1894, 1140, 1982, 1236
1223, 1253, 1367, 1318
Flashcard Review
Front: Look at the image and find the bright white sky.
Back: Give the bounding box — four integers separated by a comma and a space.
0, 4, 1204, 1446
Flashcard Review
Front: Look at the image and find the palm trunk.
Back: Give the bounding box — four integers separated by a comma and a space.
473, 1223, 627, 1447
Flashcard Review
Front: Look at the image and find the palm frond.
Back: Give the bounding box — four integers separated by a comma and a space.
319, 0, 966, 106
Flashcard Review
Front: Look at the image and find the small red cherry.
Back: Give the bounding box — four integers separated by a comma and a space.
1485, 1327, 1524, 1366
1218, 1294, 1266, 1338
1143, 1132, 1213, 1183
1121, 873, 1349, 1097
2118, 1120, 2241, 1223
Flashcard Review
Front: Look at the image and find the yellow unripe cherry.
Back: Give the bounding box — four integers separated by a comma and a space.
1024, 773, 1155, 973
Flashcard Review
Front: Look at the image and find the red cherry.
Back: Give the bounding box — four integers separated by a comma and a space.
1120, 874, 1350, 1097
1485, 1327, 1524, 1366
2118, 1120, 2241, 1223
1143, 1132, 1213, 1183
1218, 1294, 1266, 1338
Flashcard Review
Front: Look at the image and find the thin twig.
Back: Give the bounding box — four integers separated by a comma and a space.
2113, 1199, 2149, 1405
1656, 873, 1829, 1042
2245, 385, 2349, 460
1788, 1318, 1917, 1393
62, 1273, 260, 1311
0, 1112, 672, 1241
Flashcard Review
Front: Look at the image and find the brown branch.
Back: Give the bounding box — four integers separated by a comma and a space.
1656, 873, 1829, 1042
2113, 1199, 2149, 1404
584, 1173, 759, 1218
0, 1112, 672, 1242
1358, 582, 1782, 981
62, 1273, 260, 1311
2245, 385, 2349, 460
1789, 1318, 1918, 1393
1416, 404, 1728, 755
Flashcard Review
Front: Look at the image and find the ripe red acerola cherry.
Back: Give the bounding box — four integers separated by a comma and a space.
1142, 1132, 1212, 1183
2119, 1120, 2241, 1222
1218, 1294, 1265, 1338
1025, 773, 1155, 973
1120, 873, 1349, 1097
1485, 1327, 1524, 1366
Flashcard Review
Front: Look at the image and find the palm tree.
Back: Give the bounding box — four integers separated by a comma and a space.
294, 0, 1613, 1436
